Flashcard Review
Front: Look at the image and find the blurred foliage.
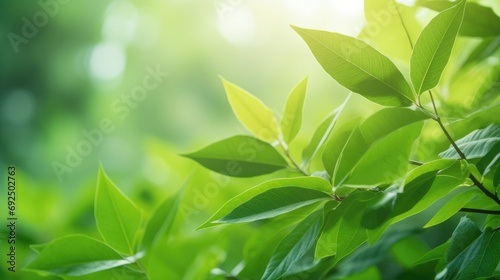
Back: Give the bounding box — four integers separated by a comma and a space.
1, 0, 500, 279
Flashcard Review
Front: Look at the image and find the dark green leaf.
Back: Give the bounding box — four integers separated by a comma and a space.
183, 135, 288, 177
199, 177, 332, 228
420, 1, 500, 37
440, 124, 500, 159
262, 211, 323, 280
281, 76, 308, 143
438, 218, 500, 280
410, 0, 466, 94
292, 26, 414, 106
95, 167, 143, 255
26, 235, 137, 276
361, 191, 397, 229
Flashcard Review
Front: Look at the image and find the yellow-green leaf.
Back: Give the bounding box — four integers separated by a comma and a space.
222, 77, 279, 141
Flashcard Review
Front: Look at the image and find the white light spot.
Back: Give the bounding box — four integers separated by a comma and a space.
217, 6, 255, 45
89, 42, 126, 81
102, 0, 138, 44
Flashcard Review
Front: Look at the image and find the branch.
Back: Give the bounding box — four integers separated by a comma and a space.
460, 208, 500, 215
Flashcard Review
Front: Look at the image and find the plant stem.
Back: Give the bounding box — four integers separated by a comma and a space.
409, 160, 423, 166
460, 208, 500, 215
426, 90, 500, 205
396, 4, 500, 208
279, 140, 309, 176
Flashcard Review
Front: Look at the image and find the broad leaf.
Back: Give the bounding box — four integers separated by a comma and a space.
342, 122, 423, 187
26, 235, 137, 276
410, 0, 466, 94
412, 242, 449, 267
292, 26, 414, 106
331, 107, 427, 185
316, 192, 373, 260
440, 124, 500, 159
438, 218, 500, 280
281, 77, 308, 143
222, 78, 280, 141
95, 167, 143, 255
362, 0, 420, 61
199, 177, 332, 228
424, 188, 480, 228
262, 211, 323, 280
183, 135, 288, 177
361, 191, 397, 229
420, 1, 500, 37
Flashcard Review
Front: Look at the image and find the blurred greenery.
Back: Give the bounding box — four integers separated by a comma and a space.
1, 0, 500, 279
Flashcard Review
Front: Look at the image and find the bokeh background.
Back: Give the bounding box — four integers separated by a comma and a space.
1, 0, 500, 279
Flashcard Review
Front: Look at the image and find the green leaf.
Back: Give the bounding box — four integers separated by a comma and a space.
183, 135, 288, 177
302, 94, 351, 167
424, 188, 480, 228
440, 124, 500, 159
316, 192, 373, 260
495, 165, 500, 188
331, 107, 428, 185
438, 218, 500, 280
362, 0, 420, 61
199, 177, 332, 228
292, 26, 414, 106
410, 0, 466, 94
361, 191, 397, 229
420, 1, 500, 37
26, 235, 137, 276
142, 187, 185, 253
95, 167, 143, 255
412, 242, 449, 267
342, 122, 423, 187
281, 76, 308, 143
222, 77, 279, 141
262, 210, 323, 280
447, 217, 481, 263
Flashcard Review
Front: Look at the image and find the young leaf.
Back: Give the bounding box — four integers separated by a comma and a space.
222, 77, 279, 141
440, 124, 500, 159
262, 211, 323, 280
424, 188, 480, 228
302, 94, 350, 167
95, 167, 143, 255
281, 76, 308, 143
182, 135, 288, 177
292, 26, 414, 106
142, 187, 185, 252
410, 0, 466, 94
199, 177, 332, 228
26, 235, 137, 276
420, 1, 500, 37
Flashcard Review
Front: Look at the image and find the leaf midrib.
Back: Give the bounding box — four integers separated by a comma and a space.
300, 30, 411, 103
104, 184, 134, 255
414, 1, 464, 93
